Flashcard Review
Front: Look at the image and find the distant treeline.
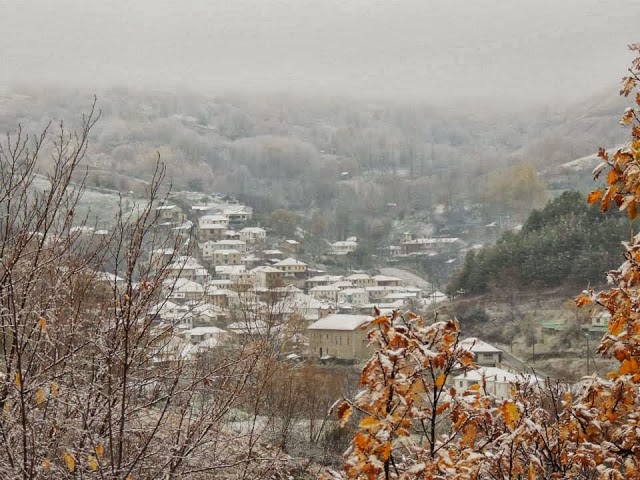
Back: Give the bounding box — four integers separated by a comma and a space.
448, 191, 633, 294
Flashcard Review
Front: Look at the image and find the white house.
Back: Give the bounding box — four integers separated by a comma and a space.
331, 240, 358, 255
337, 288, 369, 306
459, 338, 503, 368
239, 227, 266, 244
453, 367, 540, 400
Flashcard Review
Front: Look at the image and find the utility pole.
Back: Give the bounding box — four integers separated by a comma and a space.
584, 331, 590, 376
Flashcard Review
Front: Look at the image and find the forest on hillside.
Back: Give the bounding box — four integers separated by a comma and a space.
448, 190, 635, 294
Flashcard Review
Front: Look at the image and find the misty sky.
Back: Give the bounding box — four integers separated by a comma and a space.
1, 0, 639, 106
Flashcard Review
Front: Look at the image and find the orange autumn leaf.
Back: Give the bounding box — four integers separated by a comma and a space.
63, 451, 75, 472
609, 317, 626, 336
379, 442, 392, 462
628, 200, 638, 220
337, 401, 352, 428
359, 417, 380, 429
461, 423, 476, 448
587, 189, 603, 204
435, 373, 446, 388
500, 401, 520, 428
620, 358, 639, 375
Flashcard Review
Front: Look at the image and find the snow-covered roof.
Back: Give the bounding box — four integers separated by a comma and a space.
274, 257, 307, 267
214, 239, 246, 246
213, 249, 241, 255
373, 274, 402, 282
330, 281, 355, 289
199, 214, 228, 223
222, 205, 251, 215
453, 366, 540, 385
185, 326, 227, 336
307, 275, 343, 283
215, 265, 246, 274
252, 266, 283, 274
403, 237, 461, 245
167, 278, 205, 293
310, 285, 340, 292
199, 223, 227, 230
345, 273, 371, 280
340, 288, 367, 295
308, 314, 373, 331
459, 337, 501, 354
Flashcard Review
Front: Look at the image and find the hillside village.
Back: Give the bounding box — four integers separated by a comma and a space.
79, 193, 589, 403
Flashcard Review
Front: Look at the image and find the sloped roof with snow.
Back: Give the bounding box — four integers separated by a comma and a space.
459, 337, 501, 353
308, 314, 373, 331
274, 257, 307, 267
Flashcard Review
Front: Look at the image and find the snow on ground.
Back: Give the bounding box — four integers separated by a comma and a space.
378, 267, 432, 291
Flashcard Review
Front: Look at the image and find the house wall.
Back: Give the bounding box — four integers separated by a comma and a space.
308, 329, 373, 360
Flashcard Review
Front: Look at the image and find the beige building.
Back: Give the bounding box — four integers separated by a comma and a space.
251, 265, 285, 289
308, 314, 374, 361
198, 224, 227, 242
212, 249, 242, 266
344, 274, 375, 288
273, 257, 307, 275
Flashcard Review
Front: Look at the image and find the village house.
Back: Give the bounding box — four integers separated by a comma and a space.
221, 205, 252, 226
337, 288, 369, 306
263, 249, 285, 261
309, 284, 340, 304
273, 258, 308, 288
212, 239, 247, 252
183, 326, 228, 347
211, 249, 242, 266
150, 248, 175, 268
344, 273, 375, 288
365, 285, 408, 302
331, 280, 356, 290
459, 337, 503, 368
239, 227, 266, 244
372, 274, 403, 287
274, 258, 307, 275
330, 239, 358, 255
307, 314, 374, 361
156, 204, 186, 224
199, 214, 229, 228
280, 239, 301, 255
197, 223, 227, 242
401, 237, 465, 256
165, 256, 208, 281
453, 367, 540, 400
165, 278, 206, 304
251, 265, 285, 289
306, 274, 344, 290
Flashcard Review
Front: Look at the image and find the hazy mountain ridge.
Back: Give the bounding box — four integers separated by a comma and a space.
0, 85, 631, 242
